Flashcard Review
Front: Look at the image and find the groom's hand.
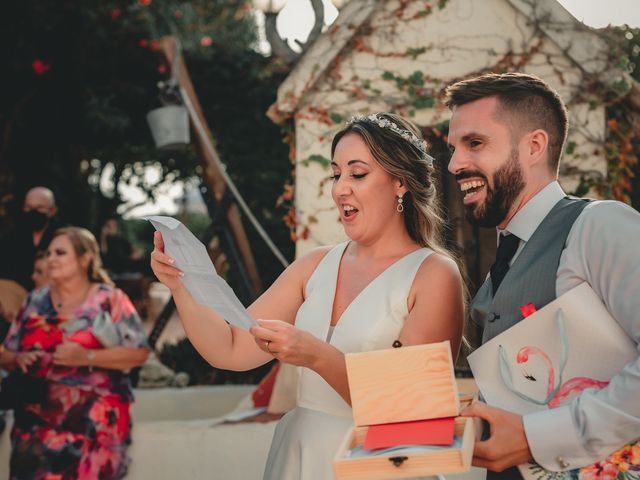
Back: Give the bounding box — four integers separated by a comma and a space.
460, 401, 533, 472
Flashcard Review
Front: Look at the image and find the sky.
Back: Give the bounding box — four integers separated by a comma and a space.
124, 0, 640, 217
273, 0, 640, 51
556, 0, 640, 28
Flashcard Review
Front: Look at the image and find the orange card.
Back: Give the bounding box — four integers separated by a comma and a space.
363, 417, 455, 450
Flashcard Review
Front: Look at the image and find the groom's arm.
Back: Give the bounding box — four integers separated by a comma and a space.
523, 201, 640, 471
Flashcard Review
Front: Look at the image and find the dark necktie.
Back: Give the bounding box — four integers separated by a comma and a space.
490, 233, 520, 295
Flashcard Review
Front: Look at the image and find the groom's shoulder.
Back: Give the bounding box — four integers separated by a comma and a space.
576, 199, 639, 228
563, 199, 640, 250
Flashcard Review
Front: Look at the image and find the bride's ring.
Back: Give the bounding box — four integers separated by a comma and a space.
265, 340, 272, 354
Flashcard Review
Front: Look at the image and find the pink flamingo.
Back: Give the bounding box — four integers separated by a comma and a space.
516, 347, 609, 408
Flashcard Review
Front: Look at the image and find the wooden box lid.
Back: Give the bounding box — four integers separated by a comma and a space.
346, 341, 459, 427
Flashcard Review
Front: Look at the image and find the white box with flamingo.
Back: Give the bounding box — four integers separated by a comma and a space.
467, 282, 637, 479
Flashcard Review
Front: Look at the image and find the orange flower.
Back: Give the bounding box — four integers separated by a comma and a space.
579, 461, 619, 480
607, 442, 640, 470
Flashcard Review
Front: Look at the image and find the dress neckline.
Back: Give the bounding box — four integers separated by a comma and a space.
329, 242, 425, 329
47, 283, 102, 318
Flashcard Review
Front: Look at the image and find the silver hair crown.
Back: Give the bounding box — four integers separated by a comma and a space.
346, 113, 434, 166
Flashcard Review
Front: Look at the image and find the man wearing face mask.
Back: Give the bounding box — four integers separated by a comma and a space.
0, 186, 62, 291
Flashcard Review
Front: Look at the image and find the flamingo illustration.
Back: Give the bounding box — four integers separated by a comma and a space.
516, 347, 608, 408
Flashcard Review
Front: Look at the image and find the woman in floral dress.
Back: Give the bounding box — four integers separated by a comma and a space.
0, 227, 149, 479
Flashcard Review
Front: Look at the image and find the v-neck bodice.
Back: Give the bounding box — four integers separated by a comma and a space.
294, 241, 433, 417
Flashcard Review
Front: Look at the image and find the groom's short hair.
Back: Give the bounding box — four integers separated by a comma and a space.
444, 73, 569, 174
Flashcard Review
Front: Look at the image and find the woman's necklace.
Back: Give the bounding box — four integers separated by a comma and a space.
52, 283, 93, 312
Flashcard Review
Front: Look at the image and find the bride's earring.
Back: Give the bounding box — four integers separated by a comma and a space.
396, 194, 404, 213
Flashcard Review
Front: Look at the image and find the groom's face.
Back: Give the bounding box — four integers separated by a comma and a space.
447, 96, 526, 229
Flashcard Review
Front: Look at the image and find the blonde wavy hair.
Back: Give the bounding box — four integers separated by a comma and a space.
52, 227, 114, 286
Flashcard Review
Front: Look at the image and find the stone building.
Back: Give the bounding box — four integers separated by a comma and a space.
268, 0, 637, 296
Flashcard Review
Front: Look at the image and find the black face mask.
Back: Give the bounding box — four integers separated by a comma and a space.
23, 210, 49, 231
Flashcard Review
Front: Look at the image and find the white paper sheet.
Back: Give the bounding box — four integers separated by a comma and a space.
146, 215, 256, 330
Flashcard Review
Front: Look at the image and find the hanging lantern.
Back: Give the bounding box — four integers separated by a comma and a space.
147, 42, 190, 151
147, 102, 189, 151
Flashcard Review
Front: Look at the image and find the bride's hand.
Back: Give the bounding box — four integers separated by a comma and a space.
150, 232, 184, 293
250, 320, 322, 368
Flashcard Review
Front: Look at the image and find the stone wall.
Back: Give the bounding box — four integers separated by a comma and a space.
286, 0, 609, 256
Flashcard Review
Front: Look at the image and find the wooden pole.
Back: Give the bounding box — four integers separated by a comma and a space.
158, 36, 263, 296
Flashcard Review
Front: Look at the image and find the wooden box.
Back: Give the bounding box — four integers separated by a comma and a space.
333, 341, 475, 479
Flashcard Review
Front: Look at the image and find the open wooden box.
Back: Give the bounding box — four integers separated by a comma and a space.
333, 341, 475, 479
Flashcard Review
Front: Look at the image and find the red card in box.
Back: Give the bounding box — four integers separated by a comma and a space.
363, 417, 456, 450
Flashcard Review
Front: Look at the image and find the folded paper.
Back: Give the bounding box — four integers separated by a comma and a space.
146, 215, 255, 330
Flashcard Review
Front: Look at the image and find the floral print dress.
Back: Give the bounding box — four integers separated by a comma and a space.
3, 284, 149, 480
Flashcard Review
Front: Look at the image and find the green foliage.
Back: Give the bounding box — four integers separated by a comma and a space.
381, 69, 435, 110
565, 141, 577, 156
405, 47, 427, 60
408, 71, 424, 86
0, 0, 293, 286
616, 25, 640, 82
329, 112, 344, 124
382, 71, 395, 81
413, 94, 435, 109
301, 154, 331, 168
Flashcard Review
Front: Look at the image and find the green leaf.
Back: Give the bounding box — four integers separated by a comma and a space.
302, 154, 331, 168
406, 47, 427, 60
382, 71, 395, 81
414, 95, 435, 109
330, 112, 344, 124
408, 70, 424, 86
571, 175, 591, 197
565, 141, 577, 155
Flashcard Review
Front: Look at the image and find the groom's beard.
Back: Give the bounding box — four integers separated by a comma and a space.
462, 148, 525, 228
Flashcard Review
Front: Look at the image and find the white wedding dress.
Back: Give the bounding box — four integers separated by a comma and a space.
263, 242, 434, 480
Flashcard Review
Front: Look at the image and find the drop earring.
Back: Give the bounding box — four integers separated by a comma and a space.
396, 194, 404, 213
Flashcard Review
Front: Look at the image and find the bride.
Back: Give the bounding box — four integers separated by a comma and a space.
151, 113, 465, 479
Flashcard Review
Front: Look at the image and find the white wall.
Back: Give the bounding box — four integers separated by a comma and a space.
290, 0, 607, 256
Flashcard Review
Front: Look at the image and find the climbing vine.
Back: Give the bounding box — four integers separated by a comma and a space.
274, 0, 639, 241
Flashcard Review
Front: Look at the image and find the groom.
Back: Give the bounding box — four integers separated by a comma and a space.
444, 72, 640, 478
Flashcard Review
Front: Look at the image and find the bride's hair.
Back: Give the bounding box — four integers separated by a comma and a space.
331, 113, 449, 257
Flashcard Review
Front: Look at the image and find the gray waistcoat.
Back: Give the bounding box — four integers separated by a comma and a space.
472, 197, 589, 480
472, 197, 590, 344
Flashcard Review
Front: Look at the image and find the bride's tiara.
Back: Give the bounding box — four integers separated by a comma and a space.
346, 113, 434, 166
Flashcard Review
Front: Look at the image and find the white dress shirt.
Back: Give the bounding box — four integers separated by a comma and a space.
498, 181, 640, 471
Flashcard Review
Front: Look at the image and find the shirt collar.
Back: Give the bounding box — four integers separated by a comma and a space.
497, 181, 565, 242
